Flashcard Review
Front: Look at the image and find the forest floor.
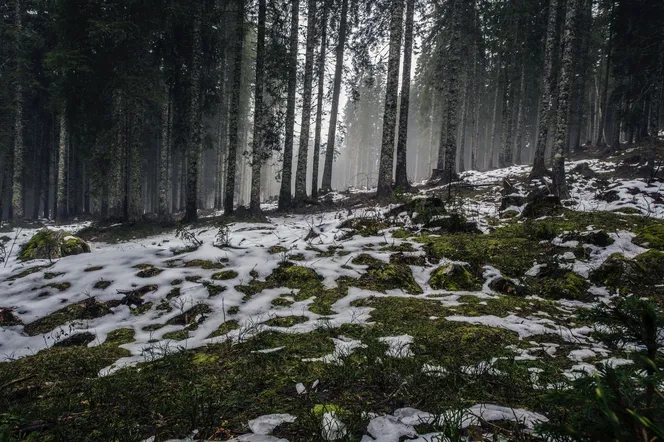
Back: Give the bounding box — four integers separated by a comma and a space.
1, 143, 664, 441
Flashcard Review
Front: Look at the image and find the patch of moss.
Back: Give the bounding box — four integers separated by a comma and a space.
167, 287, 181, 299
94, 280, 112, 290
6, 265, 47, 281
379, 242, 417, 253
44, 272, 65, 280
38, 282, 72, 292
339, 218, 389, 237
24, 298, 112, 336
392, 228, 412, 239
132, 284, 158, 297
227, 306, 240, 315
290, 253, 306, 261
84, 266, 104, 272
142, 323, 165, 331
135, 266, 163, 278
0, 308, 22, 326
130, 302, 153, 316
170, 279, 183, 285
184, 259, 225, 270
167, 304, 212, 326
185, 275, 202, 282
211, 270, 239, 280
266, 263, 324, 295
351, 254, 383, 266
207, 320, 239, 338
527, 271, 590, 301
156, 300, 173, 313
354, 261, 423, 295
18, 229, 90, 261
206, 284, 226, 297
634, 224, 664, 250
106, 328, 136, 345
268, 245, 288, 254
272, 297, 294, 307
163, 330, 189, 341
236, 280, 269, 299
428, 264, 480, 291
263, 315, 308, 328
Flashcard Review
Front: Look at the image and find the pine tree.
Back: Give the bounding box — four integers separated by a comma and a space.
377, 0, 405, 197
394, 0, 415, 191
250, 0, 267, 215
11, 0, 24, 220
311, 0, 328, 198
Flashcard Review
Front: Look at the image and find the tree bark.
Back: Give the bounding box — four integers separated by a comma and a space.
595, 3, 613, 146
56, 112, 68, 223
530, 0, 558, 178
394, 0, 415, 190
224, 0, 245, 215
321, 0, 349, 192
458, 67, 469, 173
311, 1, 328, 199
12, 0, 24, 220
377, 0, 405, 197
514, 62, 526, 164
250, 0, 267, 214
158, 87, 171, 219
278, 0, 300, 209
295, 0, 317, 201
552, 0, 578, 199
441, 0, 462, 185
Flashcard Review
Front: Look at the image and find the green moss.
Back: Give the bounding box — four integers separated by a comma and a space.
106, 328, 136, 345
183, 259, 225, 270
267, 263, 324, 293
171, 279, 183, 285
339, 218, 389, 237
290, 253, 306, 261
24, 298, 111, 336
428, 264, 480, 291
263, 315, 308, 328
135, 266, 163, 278
84, 266, 104, 272
351, 254, 383, 266
354, 261, 423, 295
142, 323, 165, 332
156, 300, 173, 312
167, 304, 212, 326
634, 224, 664, 250
268, 245, 288, 254
207, 320, 239, 338
379, 242, 417, 253
163, 330, 189, 341
130, 302, 153, 316
6, 265, 48, 281
272, 297, 294, 307
227, 306, 240, 315
185, 275, 202, 282
44, 272, 65, 280
18, 229, 90, 262
392, 228, 412, 239
206, 284, 226, 297
236, 280, 269, 299
93, 280, 112, 290
211, 270, 239, 280
167, 287, 181, 299
527, 271, 590, 301
38, 282, 71, 292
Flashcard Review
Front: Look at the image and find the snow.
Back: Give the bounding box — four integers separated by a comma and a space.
379, 334, 414, 358
248, 414, 297, 435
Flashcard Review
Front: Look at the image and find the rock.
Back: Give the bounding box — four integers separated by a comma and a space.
53, 332, 96, 348
587, 251, 664, 295
521, 194, 563, 218
570, 162, 598, 179
424, 213, 481, 234
489, 277, 523, 296
500, 194, 526, 211
428, 263, 480, 291
385, 197, 446, 221
562, 230, 614, 247
589, 253, 641, 289
18, 229, 90, 261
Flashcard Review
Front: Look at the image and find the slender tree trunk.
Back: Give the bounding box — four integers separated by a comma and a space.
394, 0, 415, 190
458, 67, 469, 173
551, 0, 578, 199
128, 106, 143, 221
184, 0, 203, 222
514, 62, 526, 164
470, 16, 480, 171
295, 0, 317, 201
488, 72, 500, 170
224, 0, 245, 215
56, 112, 68, 223
159, 87, 171, 219
311, 1, 328, 199
11, 0, 24, 220
250, 0, 267, 214
321, 0, 349, 192
570, 0, 591, 152
596, 5, 613, 146
442, 0, 462, 185
278, 0, 300, 209
530, 0, 558, 178
377, 0, 405, 197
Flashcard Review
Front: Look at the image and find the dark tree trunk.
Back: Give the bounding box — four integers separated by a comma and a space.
321, 0, 349, 192
311, 1, 328, 199
278, 0, 300, 209
394, 0, 415, 190
250, 0, 266, 214
596, 4, 613, 146
12, 0, 24, 220
377, 0, 405, 197
56, 112, 68, 223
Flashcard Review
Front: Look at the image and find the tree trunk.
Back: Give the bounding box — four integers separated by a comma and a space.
321, 0, 349, 192
487, 74, 500, 170
128, 107, 143, 221
470, 14, 480, 171
394, 0, 415, 190
458, 67, 469, 173
377, 0, 405, 197
224, 0, 245, 215
570, 0, 591, 152
278, 0, 300, 209
158, 87, 171, 219
311, 1, 328, 199
56, 112, 68, 223
250, 0, 267, 214
295, 0, 317, 201
441, 0, 462, 185
530, 0, 558, 178
184, 0, 203, 222
596, 4, 613, 146
552, 0, 578, 199
514, 62, 526, 164
11, 0, 24, 220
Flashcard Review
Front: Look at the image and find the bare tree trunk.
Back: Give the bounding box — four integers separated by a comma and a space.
458, 67, 469, 173
321, 0, 349, 192
394, 0, 415, 190
224, 0, 245, 215
488, 73, 500, 170
441, 0, 462, 185
377, 0, 405, 197
250, 0, 267, 214
570, 0, 591, 152
552, 0, 578, 199
295, 0, 317, 201
514, 62, 526, 164
596, 4, 613, 146
530, 0, 558, 178
470, 15, 481, 171
159, 87, 171, 219
128, 106, 143, 221
56, 112, 68, 223
311, 1, 328, 199
278, 0, 300, 209
11, 0, 24, 220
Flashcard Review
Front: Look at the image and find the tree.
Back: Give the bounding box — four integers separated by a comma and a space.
377, 0, 405, 197
551, 0, 579, 199
394, 0, 415, 191
530, 0, 558, 179
278, 0, 300, 210
321, 0, 349, 193
250, 0, 267, 215
311, 0, 329, 198
11, 0, 24, 220
295, 0, 318, 201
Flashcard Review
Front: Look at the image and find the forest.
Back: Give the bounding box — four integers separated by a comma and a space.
1, 0, 664, 441
0, 0, 661, 222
